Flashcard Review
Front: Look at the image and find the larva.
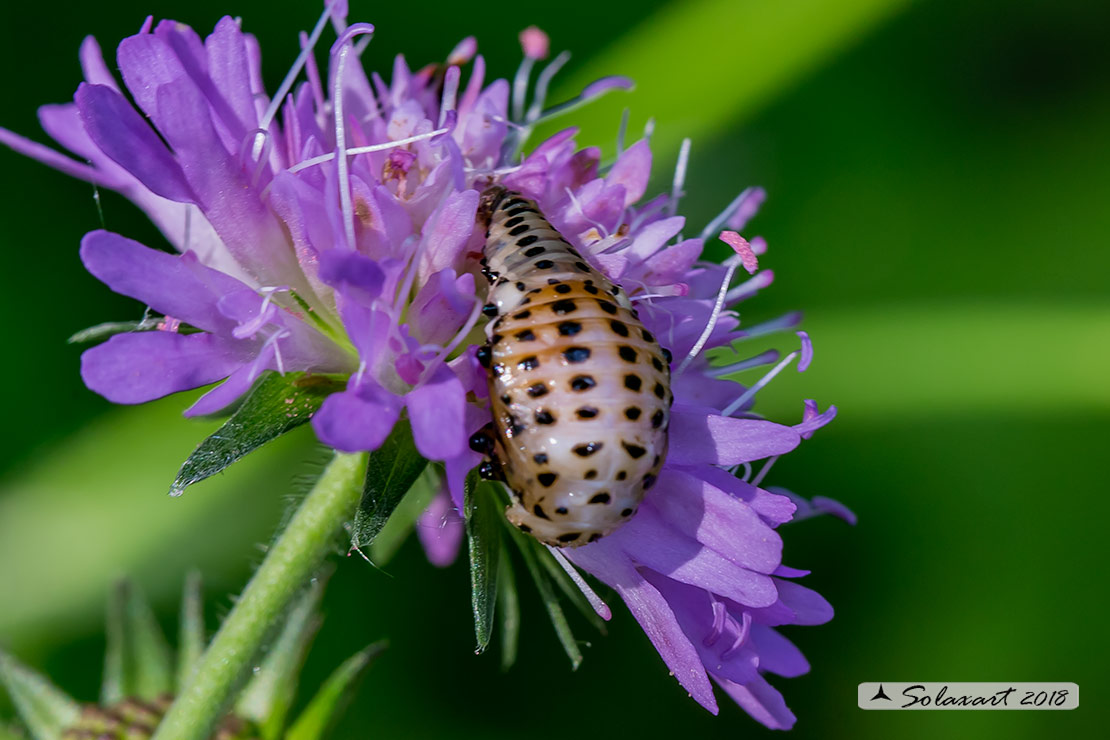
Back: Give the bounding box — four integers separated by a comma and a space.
470, 187, 672, 547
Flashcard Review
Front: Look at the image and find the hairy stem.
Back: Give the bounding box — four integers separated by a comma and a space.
151, 451, 367, 740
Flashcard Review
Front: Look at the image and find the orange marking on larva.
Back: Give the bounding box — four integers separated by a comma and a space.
474, 187, 671, 547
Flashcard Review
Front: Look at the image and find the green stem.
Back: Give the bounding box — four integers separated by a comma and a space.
151, 451, 367, 740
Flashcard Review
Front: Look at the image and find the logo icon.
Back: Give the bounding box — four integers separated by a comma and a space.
870, 684, 892, 701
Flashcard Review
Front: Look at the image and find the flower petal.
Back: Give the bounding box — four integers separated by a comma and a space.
712, 674, 796, 730
312, 380, 402, 452
668, 406, 801, 466
407, 366, 466, 460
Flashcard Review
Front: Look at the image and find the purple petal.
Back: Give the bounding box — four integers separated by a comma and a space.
748, 579, 834, 627
185, 361, 267, 416
79, 36, 119, 89
567, 541, 718, 713
647, 469, 781, 573
668, 405, 801, 466
418, 188, 479, 278
749, 625, 809, 678
312, 380, 403, 452
0, 124, 107, 185
613, 504, 778, 607
796, 330, 813, 372
416, 487, 465, 567
625, 215, 684, 261
81, 332, 243, 404
80, 230, 247, 332
606, 139, 650, 206
683, 466, 797, 527
407, 366, 466, 460
410, 270, 476, 346
712, 674, 796, 730
204, 17, 260, 141
318, 249, 386, 304
75, 83, 196, 203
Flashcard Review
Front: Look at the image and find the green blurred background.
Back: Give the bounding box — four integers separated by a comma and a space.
1, 0, 1107, 737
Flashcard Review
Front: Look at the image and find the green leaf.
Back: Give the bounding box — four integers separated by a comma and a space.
465, 474, 502, 654
349, 422, 428, 552
284, 643, 386, 740
0, 649, 80, 740
169, 372, 345, 496
534, 541, 608, 636
506, 525, 583, 670
176, 571, 205, 692
367, 466, 439, 565
497, 554, 520, 672
67, 317, 161, 344
236, 573, 328, 740
102, 579, 174, 704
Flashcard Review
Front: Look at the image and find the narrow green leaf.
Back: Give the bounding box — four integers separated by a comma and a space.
284, 643, 386, 740
349, 422, 428, 551
236, 573, 328, 740
465, 475, 502, 654
170, 372, 345, 496
102, 580, 174, 704
67, 317, 161, 344
367, 466, 439, 565
497, 554, 520, 672
0, 724, 26, 740
176, 571, 205, 692
507, 526, 583, 670
535, 544, 608, 635
0, 649, 80, 740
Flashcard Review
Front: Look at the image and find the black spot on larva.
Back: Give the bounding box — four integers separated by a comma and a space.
547, 278, 561, 285
491, 333, 504, 345
589, 492, 610, 504
516, 281, 526, 291
508, 419, 524, 436
622, 442, 647, 459
533, 453, 548, 464
555, 283, 572, 294
570, 375, 596, 391
576, 406, 599, 419
572, 442, 603, 457
515, 329, 536, 341
496, 277, 507, 286
529, 288, 542, 294
558, 321, 582, 336
583, 283, 599, 294
609, 320, 630, 337
524, 245, 546, 257
552, 299, 576, 314
597, 300, 617, 315
564, 347, 590, 363
585, 469, 598, 479
624, 374, 642, 391
518, 523, 532, 533
538, 472, 558, 487
509, 225, 529, 236
506, 206, 533, 217
468, 431, 493, 453
588, 533, 602, 543
499, 394, 511, 405
533, 504, 550, 520
616, 470, 627, 481
621, 508, 634, 517
662, 347, 673, 363
641, 329, 655, 342
557, 532, 581, 543
653, 454, 661, 466
609, 286, 621, 296
503, 198, 527, 209
492, 363, 505, 377
513, 310, 531, 320
651, 409, 665, 428
527, 383, 548, 398
520, 297, 532, 305
535, 259, 555, 269
479, 257, 488, 265
652, 357, 665, 371
535, 409, 555, 425
624, 406, 642, 420
476, 345, 491, 367
574, 261, 591, 273
518, 356, 540, 371
555, 506, 568, 515
504, 216, 524, 227
653, 382, 666, 399
618, 346, 637, 363
517, 235, 539, 247
631, 308, 640, 319
482, 303, 498, 317
478, 460, 500, 480
642, 473, 657, 490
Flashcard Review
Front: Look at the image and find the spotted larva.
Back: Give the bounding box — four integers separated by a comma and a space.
469, 187, 672, 547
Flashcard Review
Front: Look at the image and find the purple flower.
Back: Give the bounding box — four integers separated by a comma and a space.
1, 2, 848, 727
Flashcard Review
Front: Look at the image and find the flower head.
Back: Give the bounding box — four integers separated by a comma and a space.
1, 2, 847, 728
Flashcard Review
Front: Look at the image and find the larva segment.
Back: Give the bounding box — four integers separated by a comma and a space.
474, 187, 671, 547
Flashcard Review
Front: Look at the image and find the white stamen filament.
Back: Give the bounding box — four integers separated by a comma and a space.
332, 39, 357, 251
642, 117, 655, 144
676, 258, 740, 375
699, 186, 756, 242
511, 57, 535, 123
707, 349, 781, 377
750, 455, 779, 487
721, 350, 798, 417
285, 127, 451, 175
524, 50, 571, 123
668, 138, 691, 218
439, 65, 460, 127
545, 546, 612, 621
